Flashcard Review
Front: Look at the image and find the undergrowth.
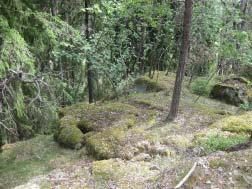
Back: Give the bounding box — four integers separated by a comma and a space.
200, 134, 249, 154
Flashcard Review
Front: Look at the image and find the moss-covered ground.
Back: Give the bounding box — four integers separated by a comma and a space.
1, 71, 252, 189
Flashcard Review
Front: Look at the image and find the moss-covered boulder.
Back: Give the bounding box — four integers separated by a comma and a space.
55, 101, 155, 156
56, 126, 84, 149
85, 113, 157, 160
210, 77, 251, 106
86, 128, 124, 160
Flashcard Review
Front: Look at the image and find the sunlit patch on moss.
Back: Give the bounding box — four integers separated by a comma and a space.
210, 112, 252, 138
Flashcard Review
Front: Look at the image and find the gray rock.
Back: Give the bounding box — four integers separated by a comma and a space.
210, 77, 251, 106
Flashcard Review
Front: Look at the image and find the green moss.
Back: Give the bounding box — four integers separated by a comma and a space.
57, 127, 84, 149
77, 119, 93, 133
92, 159, 159, 188
209, 159, 228, 169
86, 127, 125, 159
134, 71, 177, 93
211, 112, 252, 136
85, 116, 137, 160
93, 159, 123, 181
126, 92, 168, 110
135, 76, 166, 92
247, 90, 252, 103
0, 135, 78, 189
55, 102, 147, 151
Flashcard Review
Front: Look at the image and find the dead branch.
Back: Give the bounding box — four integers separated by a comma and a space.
174, 162, 198, 189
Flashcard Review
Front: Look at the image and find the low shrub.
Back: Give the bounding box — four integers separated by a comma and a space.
190, 77, 213, 96
200, 134, 248, 154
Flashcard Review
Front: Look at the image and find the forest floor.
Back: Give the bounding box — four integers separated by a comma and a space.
1, 72, 251, 189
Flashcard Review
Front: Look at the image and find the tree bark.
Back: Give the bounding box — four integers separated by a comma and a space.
51, 0, 57, 16
85, 0, 94, 103
167, 0, 193, 121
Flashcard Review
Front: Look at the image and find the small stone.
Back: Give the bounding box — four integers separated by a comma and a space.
206, 180, 211, 184
149, 165, 160, 171
205, 169, 211, 175
192, 147, 204, 156
233, 170, 239, 176
217, 167, 223, 173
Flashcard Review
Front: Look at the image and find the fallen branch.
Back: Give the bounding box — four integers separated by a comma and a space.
243, 175, 252, 186
174, 162, 198, 189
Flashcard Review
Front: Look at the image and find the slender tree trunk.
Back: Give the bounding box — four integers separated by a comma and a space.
51, 0, 57, 16
85, 0, 94, 103
167, 0, 193, 121
172, 0, 181, 67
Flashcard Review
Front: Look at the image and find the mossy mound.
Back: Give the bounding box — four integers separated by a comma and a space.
135, 76, 166, 92
85, 114, 157, 160
85, 118, 136, 160
59, 102, 139, 131
211, 112, 252, 138
56, 126, 84, 149
55, 101, 156, 155
210, 112, 252, 133
134, 71, 176, 92
126, 92, 168, 110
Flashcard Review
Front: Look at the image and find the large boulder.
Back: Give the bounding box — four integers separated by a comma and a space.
210, 77, 251, 106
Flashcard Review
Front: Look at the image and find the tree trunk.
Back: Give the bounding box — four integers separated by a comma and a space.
167, 0, 193, 121
85, 0, 94, 103
51, 0, 57, 16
